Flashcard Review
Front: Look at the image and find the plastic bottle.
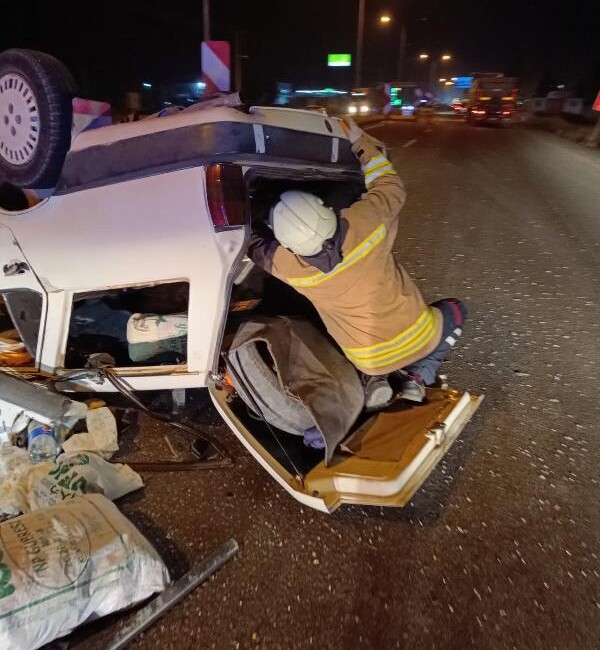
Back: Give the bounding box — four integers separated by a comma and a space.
27, 420, 59, 463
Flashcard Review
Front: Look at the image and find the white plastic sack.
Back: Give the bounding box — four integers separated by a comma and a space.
18, 452, 144, 512
61, 406, 119, 459
127, 313, 188, 362
0, 447, 143, 517
0, 403, 30, 444
0, 445, 49, 516
0, 494, 169, 650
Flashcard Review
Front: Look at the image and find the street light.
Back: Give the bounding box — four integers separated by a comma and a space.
417, 52, 453, 92
377, 10, 408, 80
356, 1, 396, 86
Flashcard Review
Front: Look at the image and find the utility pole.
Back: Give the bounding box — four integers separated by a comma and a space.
397, 24, 407, 80
429, 60, 437, 93
355, 0, 365, 87
234, 31, 242, 93
203, 0, 210, 41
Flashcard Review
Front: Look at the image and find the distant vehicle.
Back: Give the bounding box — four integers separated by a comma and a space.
414, 99, 436, 125
451, 99, 468, 115
466, 73, 518, 125
346, 87, 388, 116
381, 82, 422, 116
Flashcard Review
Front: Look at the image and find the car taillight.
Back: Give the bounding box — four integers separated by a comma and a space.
205, 164, 248, 230
502, 110, 511, 115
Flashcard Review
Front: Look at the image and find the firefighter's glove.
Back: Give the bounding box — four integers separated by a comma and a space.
340, 117, 365, 144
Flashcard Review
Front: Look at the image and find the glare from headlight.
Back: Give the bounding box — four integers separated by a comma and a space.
359, 105, 370, 114
348, 105, 358, 114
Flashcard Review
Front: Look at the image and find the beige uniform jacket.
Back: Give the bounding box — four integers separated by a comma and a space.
249, 134, 442, 375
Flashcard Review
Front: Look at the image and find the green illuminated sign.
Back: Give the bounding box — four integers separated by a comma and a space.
328, 53, 352, 68
390, 87, 403, 106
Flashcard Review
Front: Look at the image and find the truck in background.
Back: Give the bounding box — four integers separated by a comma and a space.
466, 73, 518, 124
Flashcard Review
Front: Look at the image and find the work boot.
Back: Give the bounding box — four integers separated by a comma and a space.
361, 374, 393, 411
398, 375, 426, 403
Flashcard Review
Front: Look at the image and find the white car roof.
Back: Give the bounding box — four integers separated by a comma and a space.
71, 106, 347, 152
59, 106, 359, 195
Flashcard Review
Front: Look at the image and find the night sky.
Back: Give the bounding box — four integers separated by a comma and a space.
4, 0, 598, 103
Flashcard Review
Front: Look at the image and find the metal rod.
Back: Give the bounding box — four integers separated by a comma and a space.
355, 0, 365, 87
105, 539, 239, 650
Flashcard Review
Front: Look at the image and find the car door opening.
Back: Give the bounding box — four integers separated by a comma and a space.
0, 290, 42, 366
64, 282, 189, 369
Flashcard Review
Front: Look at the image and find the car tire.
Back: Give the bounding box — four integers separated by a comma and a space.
227, 342, 315, 437
0, 49, 75, 189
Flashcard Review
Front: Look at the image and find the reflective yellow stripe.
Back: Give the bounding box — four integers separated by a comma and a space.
342, 308, 437, 370
362, 155, 396, 186
365, 167, 395, 186
363, 159, 391, 176
345, 309, 432, 358
362, 154, 389, 171
350, 318, 436, 369
287, 223, 386, 288
365, 163, 393, 179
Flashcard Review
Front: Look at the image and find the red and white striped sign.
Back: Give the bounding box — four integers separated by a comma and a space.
201, 41, 231, 94
72, 98, 112, 139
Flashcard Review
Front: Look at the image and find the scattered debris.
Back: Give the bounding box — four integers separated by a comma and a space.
62, 406, 119, 459
0, 445, 32, 516
20, 452, 144, 512
0, 373, 87, 444
0, 447, 143, 516
104, 539, 239, 650
0, 494, 170, 650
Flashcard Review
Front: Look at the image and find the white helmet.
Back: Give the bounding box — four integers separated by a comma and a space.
270, 191, 337, 256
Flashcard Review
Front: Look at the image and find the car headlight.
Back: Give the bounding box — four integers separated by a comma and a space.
348, 105, 358, 114
359, 104, 370, 114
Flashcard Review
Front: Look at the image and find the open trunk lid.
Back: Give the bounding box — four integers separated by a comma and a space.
209, 380, 482, 513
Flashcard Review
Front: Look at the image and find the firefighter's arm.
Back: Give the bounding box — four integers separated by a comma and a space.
247, 224, 281, 275
352, 134, 406, 222
341, 118, 406, 223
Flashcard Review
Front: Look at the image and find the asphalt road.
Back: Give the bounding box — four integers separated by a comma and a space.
72, 118, 600, 650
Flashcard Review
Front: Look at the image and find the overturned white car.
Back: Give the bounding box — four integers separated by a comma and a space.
0, 49, 481, 512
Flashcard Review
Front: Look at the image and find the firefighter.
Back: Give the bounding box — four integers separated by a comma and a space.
248, 118, 466, 409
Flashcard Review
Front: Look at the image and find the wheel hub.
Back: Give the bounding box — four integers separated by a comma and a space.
0, 72, 40, 166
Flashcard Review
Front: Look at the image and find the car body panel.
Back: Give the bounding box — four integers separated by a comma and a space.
0, 106, 360, 388
1, 168, 244, 387
0, 102, 482, 512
